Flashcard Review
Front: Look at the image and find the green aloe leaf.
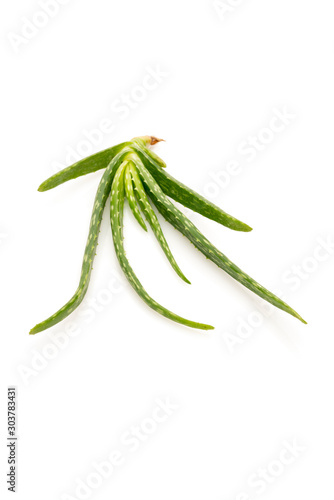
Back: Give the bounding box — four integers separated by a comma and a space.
110, 160, 213, 331
129, 161, 190, 284
136, 161, 306, 324
124, 162, 147, 231
38, 142, 130, 192
30, 149, 130, 334
130, 143, 252, 232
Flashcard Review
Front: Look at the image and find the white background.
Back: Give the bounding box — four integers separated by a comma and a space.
1, 1, 334, 499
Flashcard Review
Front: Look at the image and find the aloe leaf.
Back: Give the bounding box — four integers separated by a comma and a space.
136, 162, 306, 324
130, 144, 252, 232
129, 161, 190, 284
124, 162, 147, 231
110, 162, 213, 331
29, 149, 130, 334
38, 142, 131, 192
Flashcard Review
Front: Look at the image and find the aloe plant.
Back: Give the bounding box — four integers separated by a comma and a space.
30, 136, 306, 334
